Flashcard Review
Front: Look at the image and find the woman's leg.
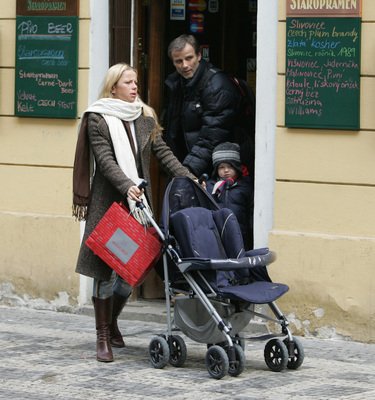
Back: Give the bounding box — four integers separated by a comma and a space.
92, 276, 116, 362
109, 275, 133, 347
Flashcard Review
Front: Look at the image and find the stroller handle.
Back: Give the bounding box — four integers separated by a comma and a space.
198, 173, 209, 184
137, 180, 148, 191
135, 180, 148, 210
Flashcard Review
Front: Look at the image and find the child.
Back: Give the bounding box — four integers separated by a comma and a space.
206, 142, 254, 248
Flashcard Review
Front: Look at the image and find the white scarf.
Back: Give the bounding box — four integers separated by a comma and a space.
84, 98, 153, 225
85, 98, 142, 121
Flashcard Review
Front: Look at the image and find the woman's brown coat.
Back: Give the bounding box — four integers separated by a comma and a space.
75, 112, 195, 281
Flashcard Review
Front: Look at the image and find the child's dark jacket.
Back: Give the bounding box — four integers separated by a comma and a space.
206, 175, 254, 248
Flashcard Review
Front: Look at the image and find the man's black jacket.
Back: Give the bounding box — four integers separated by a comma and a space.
164, 60, 241, 177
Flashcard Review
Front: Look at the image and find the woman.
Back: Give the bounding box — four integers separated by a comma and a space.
72, 63, 196, 362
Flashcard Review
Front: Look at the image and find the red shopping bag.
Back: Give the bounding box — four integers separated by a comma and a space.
85, 202, 162, 287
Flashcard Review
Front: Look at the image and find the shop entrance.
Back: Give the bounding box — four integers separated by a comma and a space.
164, 1, 257, 92
109, 0, 258, 298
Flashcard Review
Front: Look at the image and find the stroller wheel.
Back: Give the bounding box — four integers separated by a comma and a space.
228, 344, 246, 377
234, 334, 246, 351
149, 336, 170, 369
168, 335, 187, 367
205, 345, 229, 379
264, 338, 288, 372
283, 337, 305, 370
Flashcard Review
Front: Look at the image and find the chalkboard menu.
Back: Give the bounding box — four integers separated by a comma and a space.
15, 10, 78, 118
285, 17, 361, 130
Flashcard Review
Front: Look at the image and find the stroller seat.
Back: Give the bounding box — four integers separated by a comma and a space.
170, 206, 289, 304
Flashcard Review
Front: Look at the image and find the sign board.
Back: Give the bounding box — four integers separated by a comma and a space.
285, 1, 361, 130
170, 0, 186, 20
16, 0, 79, 15
15, 0, 79, 118
286, 0, 362, 17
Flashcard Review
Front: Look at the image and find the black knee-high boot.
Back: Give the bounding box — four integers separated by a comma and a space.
92, 296, 113, 362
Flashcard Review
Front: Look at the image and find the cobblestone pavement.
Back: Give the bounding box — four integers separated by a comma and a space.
1, 305, 374, 400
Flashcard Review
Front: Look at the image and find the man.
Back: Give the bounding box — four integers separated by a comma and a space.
163, 34, 241, 177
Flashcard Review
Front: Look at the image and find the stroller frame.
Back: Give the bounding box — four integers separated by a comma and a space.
139, 177, 304, 379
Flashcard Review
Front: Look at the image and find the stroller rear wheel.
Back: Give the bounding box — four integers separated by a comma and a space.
228, 344, 246, 377
168, 335, 187, 367
234, 334, 246, 351
284, 337, 304, 370
205, 345, 229, 379
149, 336, 170, 369
264, 338, 288, 372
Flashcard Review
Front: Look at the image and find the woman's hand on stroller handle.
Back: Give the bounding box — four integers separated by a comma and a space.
127, 180, 148, 206
198, 173, 209, 184
196, 173, 208, 189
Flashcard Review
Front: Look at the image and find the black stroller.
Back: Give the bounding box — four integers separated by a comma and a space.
143, 177, 304, 379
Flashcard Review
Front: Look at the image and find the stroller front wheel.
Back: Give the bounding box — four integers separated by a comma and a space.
168, 335, 187, 367
284, 337, 304, 370
205, 345, 229, 379
149, 335, 170, 369
264, 338, 289, 372
228, 344, 246, 377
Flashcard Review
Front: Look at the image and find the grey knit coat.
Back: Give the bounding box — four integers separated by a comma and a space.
75, 112, 195, 281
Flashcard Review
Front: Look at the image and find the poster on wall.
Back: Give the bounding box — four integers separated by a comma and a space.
285, 0, 361, 130
170, 0, 186, 20
190, 12, 204, 33
187, 0, 207, 12
15, 0, 79, 119
201, 44, 209, 61
208, 0, 219, 13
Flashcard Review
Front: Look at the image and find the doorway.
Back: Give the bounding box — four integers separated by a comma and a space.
163, 1, 257, 92
109, 0, 258, 123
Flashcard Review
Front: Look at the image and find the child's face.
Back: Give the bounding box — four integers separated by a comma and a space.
217, 163, 238, 180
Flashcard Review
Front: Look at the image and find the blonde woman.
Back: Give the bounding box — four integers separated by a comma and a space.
73, 63, 195, 362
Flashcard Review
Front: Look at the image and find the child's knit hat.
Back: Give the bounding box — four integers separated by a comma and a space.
212, 142, 242, 176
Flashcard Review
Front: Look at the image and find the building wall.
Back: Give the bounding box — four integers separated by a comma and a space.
271, 0, 375, 342
0, 0, 91, 301
253, 0, 278, 248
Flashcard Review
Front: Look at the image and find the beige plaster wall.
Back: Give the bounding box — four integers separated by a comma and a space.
272, 0, 375, 342
0, 0, 91, 302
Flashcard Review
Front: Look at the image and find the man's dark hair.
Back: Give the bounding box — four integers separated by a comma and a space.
167, 34, 200, 59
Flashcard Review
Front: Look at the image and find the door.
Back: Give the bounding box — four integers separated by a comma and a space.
109, 0, 154, 104
134, 1, 167, 299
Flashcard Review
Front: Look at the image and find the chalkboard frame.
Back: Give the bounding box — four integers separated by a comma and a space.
14, 13, 79, 119
285, 17, 361, 131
